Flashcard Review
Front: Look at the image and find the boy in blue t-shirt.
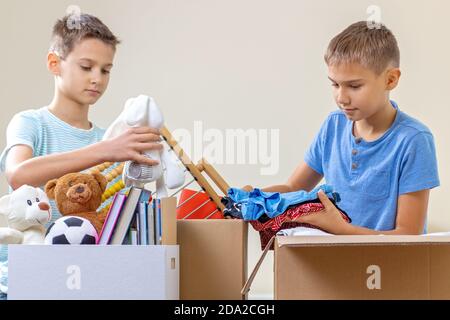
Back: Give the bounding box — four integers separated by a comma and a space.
0, 13, 163, 298
244, 21, 439, 235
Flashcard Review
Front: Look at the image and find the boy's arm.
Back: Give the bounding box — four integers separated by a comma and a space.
5, 144, 104, 189
294, 189, 430, 235
244, 161, 323, 193
5, 126, 162, 189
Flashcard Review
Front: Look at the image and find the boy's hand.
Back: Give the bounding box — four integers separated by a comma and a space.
241, 185, 254, 192
291, 190, 349, 234
99, 126, 163, 166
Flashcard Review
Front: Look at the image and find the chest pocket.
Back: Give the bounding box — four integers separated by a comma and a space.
360, 169, 391, 201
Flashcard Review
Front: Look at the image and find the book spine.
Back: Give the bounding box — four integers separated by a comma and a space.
99, 193, 127, 245
147, 200, 155, 245
156, 198, 162, 245
139, 201, 148, 245
135, 210, 141, 245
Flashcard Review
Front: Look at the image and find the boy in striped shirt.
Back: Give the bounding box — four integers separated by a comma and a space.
0, 13, 162, 298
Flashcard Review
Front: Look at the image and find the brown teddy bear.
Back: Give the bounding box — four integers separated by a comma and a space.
44, 172, 108, 234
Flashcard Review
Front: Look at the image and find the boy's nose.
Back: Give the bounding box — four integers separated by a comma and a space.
337, 93, 350, 106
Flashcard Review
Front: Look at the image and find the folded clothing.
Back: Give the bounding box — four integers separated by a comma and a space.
252, 201, 351, 250
250, 201, 351, 232
221, 196, 243, 219
227, 184, 338, 221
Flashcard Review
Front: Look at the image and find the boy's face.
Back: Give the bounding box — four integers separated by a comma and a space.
52, 38, 115, 106
327, 62, 400, 121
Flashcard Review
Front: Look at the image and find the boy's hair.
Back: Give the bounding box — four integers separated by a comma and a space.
324, 21, 400, 75
49, 13, 120, 59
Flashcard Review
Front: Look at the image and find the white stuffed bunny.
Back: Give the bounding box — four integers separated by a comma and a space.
103, 95, 185, 197
0, 185, 52, 244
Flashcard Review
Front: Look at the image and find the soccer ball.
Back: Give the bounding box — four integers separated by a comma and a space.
45, 216, 98, 245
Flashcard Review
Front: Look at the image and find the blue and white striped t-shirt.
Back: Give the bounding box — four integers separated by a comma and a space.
0, 106, 106, 296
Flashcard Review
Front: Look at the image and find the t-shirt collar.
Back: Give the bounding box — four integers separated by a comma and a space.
351, 100, 400, 146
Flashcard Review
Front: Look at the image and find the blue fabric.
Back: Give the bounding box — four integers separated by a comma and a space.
304, 100, 439, 231
227, 184, 336, 221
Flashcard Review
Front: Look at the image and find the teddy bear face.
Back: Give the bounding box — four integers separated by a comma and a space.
0, 185, 51, 231
45, 172, 107, 216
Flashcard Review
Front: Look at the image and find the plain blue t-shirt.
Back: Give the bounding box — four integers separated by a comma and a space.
304, 100, 439, 231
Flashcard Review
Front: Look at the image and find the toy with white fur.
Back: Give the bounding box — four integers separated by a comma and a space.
0, 185, 52, 244
103, 95, 185, 197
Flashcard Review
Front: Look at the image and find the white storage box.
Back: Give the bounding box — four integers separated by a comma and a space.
7, 244, 179, 300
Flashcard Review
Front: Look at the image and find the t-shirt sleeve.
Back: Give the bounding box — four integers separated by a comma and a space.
304, 116, 330, 175
399, 132, 440, 194
0, 112, 39, 172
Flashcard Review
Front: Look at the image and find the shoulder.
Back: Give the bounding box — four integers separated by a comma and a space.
322, 109, 348, 124
395, 111, 434, 143
317, 109, 348, 132
13, 108, 43, 122
397, 111, 431, 134
8, 108, 46, 129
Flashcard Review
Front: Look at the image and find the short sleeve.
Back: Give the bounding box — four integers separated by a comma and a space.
0, 111, 40, 172
304, 116, 330, 175
399, 132, 440, 194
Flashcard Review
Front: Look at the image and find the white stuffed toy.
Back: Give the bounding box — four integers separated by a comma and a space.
0, 185, 52, 244
103, 95, 185, 197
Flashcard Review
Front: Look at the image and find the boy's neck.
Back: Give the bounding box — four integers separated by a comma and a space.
353, 100, 397, 142
48, 90, 92, 130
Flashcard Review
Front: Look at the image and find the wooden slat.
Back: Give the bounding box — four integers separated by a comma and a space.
160, 126, 225, 212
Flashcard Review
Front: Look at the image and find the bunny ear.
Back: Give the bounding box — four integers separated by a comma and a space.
147, 97, 164, 129
125, 95, 150, 127
0, 194, 11, 216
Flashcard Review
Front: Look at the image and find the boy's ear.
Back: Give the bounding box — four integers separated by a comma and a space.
385, 67, 401, 90
45, 179, 58, 200
47, 52, 61, 76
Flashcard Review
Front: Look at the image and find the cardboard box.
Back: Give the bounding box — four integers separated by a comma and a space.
8, 244, 179, 300
177, 219, 248, 300
244, 235, 450, 300
8, 197, 179, 300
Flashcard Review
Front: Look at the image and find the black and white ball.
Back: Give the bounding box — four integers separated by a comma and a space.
45, 216, 98, 245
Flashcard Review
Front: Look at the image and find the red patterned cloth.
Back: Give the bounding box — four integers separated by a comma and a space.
250, 202, 350, 231
251, 202, 351, 250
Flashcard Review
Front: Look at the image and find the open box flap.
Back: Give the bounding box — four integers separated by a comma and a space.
276, 235, 450, 247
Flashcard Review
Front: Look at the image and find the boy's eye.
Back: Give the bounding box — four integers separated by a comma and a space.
80, 66, 92, 71
331, 83, 339, 88
102, 69, 110, 74
349, 85, 362, 89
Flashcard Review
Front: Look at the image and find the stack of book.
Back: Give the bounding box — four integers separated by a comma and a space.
97, 187, 163, 245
